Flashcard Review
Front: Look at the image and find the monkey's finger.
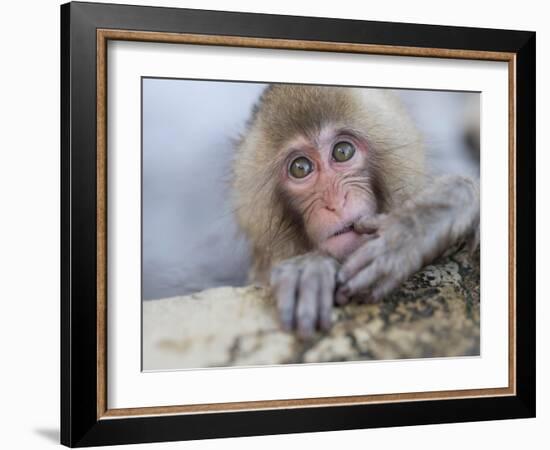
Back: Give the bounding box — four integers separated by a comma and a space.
370, 276, 400, 302
296, 266, 320, 339
341, 261, 386, 298
318, 269, 336, 331
271, 268, 300, 331
338, 241, 383, 284
353, 214, 388, 234
335, 285, 351, 306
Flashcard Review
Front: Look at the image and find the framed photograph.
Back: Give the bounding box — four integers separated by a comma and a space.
60, 1, 536, 447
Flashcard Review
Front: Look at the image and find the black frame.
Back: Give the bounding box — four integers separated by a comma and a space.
61, 1, 536, 447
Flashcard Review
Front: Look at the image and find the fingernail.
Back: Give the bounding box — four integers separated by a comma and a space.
280, 320, 292, 332
335, 287, 350, 305
279, 311, 295, 331
320, 318, 331, 331
298, 326, 314, 340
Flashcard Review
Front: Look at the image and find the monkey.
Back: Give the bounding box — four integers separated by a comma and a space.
231, 84, 479, 338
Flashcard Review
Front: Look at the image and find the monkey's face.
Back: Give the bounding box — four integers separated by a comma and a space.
280, 127, 378, 261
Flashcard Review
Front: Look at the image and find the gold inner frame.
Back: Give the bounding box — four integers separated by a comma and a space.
96, 29, 517, 420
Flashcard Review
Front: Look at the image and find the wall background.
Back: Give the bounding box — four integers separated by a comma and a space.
0, 0, 545, 449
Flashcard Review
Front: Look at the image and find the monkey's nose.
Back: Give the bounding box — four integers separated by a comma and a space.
324, 193, 347, 213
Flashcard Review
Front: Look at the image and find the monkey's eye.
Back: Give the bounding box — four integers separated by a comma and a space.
289, 157, 314, 179
332, 141, 356, 162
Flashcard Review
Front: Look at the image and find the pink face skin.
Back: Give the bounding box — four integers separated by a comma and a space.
281, 127, 378, 261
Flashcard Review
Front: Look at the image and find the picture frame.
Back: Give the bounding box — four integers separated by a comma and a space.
60, 1, 536, 447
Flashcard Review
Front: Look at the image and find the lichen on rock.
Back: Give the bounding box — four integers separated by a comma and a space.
143, 247, 480, 370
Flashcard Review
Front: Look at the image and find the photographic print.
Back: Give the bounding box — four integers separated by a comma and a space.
142, 80, 481, 371
62, 3, 535, 445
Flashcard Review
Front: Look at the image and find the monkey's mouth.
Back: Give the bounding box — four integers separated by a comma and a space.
321, 223, 362, 261
330, 223, 355, 238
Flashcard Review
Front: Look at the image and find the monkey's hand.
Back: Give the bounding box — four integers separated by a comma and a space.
336, 175, 479, 304
270, 253, 339, 339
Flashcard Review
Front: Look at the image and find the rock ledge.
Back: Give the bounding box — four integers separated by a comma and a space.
143, 248, 480, 370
